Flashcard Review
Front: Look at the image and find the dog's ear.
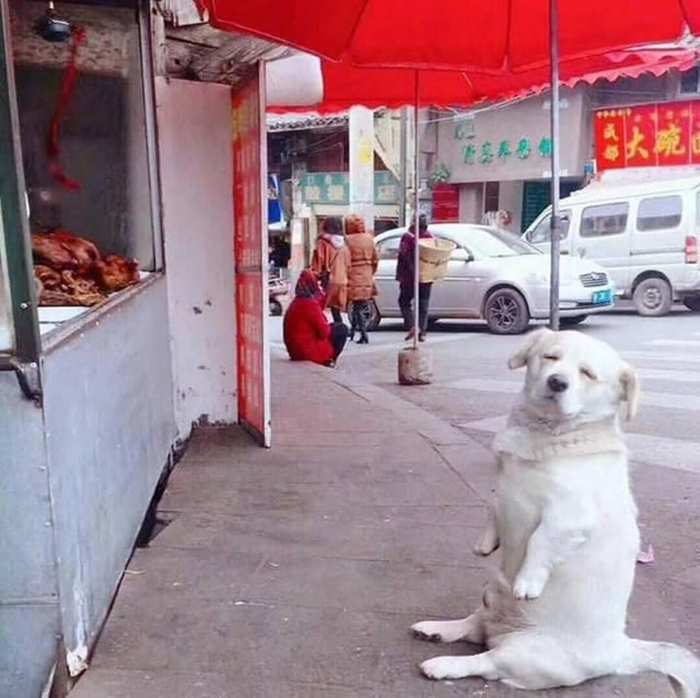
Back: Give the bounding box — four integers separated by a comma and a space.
620, 364, 640, 421
508, 328, 553, 370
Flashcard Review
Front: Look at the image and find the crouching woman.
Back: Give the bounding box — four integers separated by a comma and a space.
283, 270, 349, 367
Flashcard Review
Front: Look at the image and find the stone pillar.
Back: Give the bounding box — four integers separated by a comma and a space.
349, 106, 374, 231
398, 347, 433, 385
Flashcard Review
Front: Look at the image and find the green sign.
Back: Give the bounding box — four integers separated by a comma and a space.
300, 171, 400, 205
454, 131, 552, 166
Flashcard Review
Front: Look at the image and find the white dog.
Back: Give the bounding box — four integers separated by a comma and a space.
412, 329, 700, 697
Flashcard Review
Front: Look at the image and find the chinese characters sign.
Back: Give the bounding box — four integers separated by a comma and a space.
595, 101, 700, 171
300, 171, 401, 205
455, 125, 551, 166
232, 66, 271, 446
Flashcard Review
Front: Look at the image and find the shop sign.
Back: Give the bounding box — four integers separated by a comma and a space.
374, 171, 400, 204
232, 65, 271, 447
300, 171, 400, 205
301, 172, 349, 204
594, 101, 700, 171
455, 126, 551, 166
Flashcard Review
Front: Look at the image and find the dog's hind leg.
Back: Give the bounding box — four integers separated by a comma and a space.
412, 610, 486, 645
420, 649, 500, 682
421, 634, 595, 689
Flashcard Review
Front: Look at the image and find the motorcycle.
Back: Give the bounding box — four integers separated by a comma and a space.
268, 270, 289, 316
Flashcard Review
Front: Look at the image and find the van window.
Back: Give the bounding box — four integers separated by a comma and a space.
527, 210, 571, 243
637, 196, 682, 231
580, 202, 628, 238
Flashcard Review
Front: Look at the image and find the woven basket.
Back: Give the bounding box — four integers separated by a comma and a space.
418, 239, 456, 282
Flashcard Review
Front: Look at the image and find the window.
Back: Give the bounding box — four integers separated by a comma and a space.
680, 67, 700, 95
11, 0, 160, 322
484, 181, 499, 213
637, 196, 682, 232
580, 202, 629, 238
377, 235, 401, 260
527, 210, 572, 243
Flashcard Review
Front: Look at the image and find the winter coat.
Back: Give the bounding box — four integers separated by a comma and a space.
283, 296, 334, 366
311, 234, 350, 311
346, 229, 379, 302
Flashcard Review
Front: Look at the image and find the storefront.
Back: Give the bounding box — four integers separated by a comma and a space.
434, 89, 591, 233
0, 0, 271, 694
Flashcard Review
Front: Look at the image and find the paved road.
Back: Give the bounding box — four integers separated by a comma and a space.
271, 308, 700, 655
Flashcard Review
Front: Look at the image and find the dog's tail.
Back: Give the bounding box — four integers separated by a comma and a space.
620, 639, 700, 698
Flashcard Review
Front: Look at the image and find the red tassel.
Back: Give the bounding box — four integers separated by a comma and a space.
47, 27, 86, 192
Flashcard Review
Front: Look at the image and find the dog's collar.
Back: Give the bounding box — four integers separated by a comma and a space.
493, 404, 627, 462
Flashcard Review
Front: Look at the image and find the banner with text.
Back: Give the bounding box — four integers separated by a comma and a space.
595, 101, 700, 171
233, 64, 271, 446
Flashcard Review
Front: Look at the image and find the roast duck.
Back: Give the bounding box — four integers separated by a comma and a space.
32, 229, 140, 306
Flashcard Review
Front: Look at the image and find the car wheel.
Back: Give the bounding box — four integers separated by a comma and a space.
560, 315, 588, 326
484, 288, 530, 335
633, 277, 672, 317
269, 299, 283, 316
683, 297, 700, 312
349, 300, 382, 331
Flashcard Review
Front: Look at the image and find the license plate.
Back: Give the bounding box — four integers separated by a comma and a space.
591, 289, 612, 305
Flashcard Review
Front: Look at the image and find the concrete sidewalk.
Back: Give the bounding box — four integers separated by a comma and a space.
71, 357, 676, 697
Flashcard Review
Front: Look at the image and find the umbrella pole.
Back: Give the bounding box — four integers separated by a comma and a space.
549, 0, 561, 331
413, 69, 420, 349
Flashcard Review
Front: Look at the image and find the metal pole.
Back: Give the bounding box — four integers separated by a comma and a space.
549, 0, 561, 331
398, 107, 408, 227
413, 70, 420, 349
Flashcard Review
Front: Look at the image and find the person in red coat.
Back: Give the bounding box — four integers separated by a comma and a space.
283, 270, 349, 367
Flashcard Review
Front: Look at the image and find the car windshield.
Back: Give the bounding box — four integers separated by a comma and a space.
456, 227, 540, 258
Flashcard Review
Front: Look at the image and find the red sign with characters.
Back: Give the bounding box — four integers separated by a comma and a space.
595, 100, 700, 171
431, 184, 460, 222
232, 65, 271, 446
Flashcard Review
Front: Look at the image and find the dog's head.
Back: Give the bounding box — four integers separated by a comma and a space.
508, 328, 639, 423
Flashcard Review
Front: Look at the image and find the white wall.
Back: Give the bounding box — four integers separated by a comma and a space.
156, 78, 237, 438
459, 183, 483, 223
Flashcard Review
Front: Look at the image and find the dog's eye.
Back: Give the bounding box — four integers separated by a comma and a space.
580, 367, 597, 380
543, 354, 559, 361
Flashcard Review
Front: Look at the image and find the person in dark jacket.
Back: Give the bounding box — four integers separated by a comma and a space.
396, 214, 433, 342
283, 270, 348, 367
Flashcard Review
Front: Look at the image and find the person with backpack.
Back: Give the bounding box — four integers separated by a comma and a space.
311, 216, 350, 324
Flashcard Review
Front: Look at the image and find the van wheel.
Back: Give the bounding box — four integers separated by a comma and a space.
683, 297, 700, 312
485, 288, 530, 335
633, 277, 672, 317
560, 315, 588, 326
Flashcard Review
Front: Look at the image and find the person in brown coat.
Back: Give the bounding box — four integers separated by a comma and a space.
345, 215, 379, 344
311, 217, 350, 324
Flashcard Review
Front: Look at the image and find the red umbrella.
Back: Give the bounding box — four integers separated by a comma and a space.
202, 0, 699, 71
202, 0, 699, 337
269, 50, 699, 113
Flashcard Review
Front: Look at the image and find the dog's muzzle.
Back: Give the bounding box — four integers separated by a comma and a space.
547, 374, 569, 394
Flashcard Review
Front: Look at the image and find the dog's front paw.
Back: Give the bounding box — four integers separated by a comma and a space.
420, 656, 464, 681
512, 567, 549, 600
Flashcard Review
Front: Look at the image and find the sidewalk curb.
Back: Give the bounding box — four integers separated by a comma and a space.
299, 359, 498, 504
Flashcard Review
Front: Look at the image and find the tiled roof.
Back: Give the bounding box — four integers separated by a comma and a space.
266, 112, 349, 132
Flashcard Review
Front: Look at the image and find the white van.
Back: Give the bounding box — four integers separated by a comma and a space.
523, 176, 700, 316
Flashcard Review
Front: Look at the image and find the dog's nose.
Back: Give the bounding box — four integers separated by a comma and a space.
547, 374, 569, 393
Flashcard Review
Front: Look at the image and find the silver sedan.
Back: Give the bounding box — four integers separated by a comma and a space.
362, 224, 615, 334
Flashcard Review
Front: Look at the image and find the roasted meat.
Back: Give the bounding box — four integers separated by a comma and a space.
31, 230, 100, 269
91, 255, 140, 293
32, 228, 139, 306
52, 229, 100, 268
32, 233, 75, 268
34, 264, 62, 290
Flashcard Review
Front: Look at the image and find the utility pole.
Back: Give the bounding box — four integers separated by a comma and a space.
398, 107, 408, 226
